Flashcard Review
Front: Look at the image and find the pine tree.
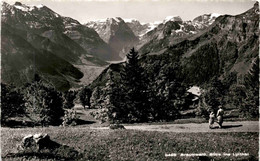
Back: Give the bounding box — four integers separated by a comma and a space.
105, 72, 125, 123
241, 58, 259, 118
90, 86, 102, 109
79, 86, 92, 109
121, 48, 149, 122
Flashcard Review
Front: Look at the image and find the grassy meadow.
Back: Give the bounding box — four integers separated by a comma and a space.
1, 126, 258, 161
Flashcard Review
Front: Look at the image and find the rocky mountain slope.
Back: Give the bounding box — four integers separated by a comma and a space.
138, 14, 221, 55
85, 17, 139, 58
165, 2, 259, 84
135, 3, 258, 84
1, 2, 118, 90
124, 19, 149, 37
2, 2, 119, 61
124, 19, 157, 38
1, 23, 83, 91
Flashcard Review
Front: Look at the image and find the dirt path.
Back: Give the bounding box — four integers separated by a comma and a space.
91, 121, 259, 132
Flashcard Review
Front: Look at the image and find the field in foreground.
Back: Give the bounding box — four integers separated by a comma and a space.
1, 127, 258, 161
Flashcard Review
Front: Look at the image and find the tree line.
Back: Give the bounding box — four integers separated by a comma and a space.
1, 77, 78, 127
1, 49, 258, 126
90, 48, 259, 123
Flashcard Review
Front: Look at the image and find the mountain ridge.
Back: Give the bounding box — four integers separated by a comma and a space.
90, 2, 258, 98
1, 1, 116, 90
2, 1, 120, 61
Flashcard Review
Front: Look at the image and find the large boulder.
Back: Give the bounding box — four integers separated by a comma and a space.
19, 133, 52, 152
14, 133, 81, 160
20, 135, 34, 150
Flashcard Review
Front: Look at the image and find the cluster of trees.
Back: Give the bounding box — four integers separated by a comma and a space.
91, 48, 190, 123
1, 84, 25, 123
1, 77, 79, 127
22, 80, 65, 126
90, 48, 259, 123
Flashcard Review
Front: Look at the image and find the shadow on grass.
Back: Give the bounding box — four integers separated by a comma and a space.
210, 126, 219, 129
76, 119, 96, 125
221, 124, 243, 129
1, 120, 36, 128
3, 140, 82, 160
198, 156, 211, 161
2, 118, 96, 128
210, 124, 243, 129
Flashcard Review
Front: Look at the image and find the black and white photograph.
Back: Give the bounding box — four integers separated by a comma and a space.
1, 0, 259, 160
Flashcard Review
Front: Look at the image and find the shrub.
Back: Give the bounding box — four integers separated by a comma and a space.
62, 110, 79, 126
196, 97, 211, 119
90, 108, 109, 123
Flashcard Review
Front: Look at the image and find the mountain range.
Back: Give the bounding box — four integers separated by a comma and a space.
2, 1, 258, 94
89, 2, 259, 118
86, 14, 221, 57
93, 2, 258, 84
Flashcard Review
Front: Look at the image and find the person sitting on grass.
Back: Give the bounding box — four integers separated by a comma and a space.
209, 111, 215, 129
216, 105, 224, 128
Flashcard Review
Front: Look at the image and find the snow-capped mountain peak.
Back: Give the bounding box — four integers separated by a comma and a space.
163, 15, 183, 23
13, 2, 44, 12
193, 13, 221, 22
114, 17, 123, 22
87, 17, 124, 25
192, 13, 222, 28
123, 18, 138, 23
96, 19, 107, 23
209, 13, 221, 24
85, 17, 138, 56
146, 21, 161, 32
210, 13, 221, 19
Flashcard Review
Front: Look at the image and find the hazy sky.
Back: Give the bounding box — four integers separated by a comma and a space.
5, 0, 256, 23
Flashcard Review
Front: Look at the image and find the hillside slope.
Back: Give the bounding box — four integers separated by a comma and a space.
1, 2, 114, 90
1, 24, 83, 91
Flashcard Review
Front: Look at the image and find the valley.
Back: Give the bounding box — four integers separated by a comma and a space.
1, 1, 259, 160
